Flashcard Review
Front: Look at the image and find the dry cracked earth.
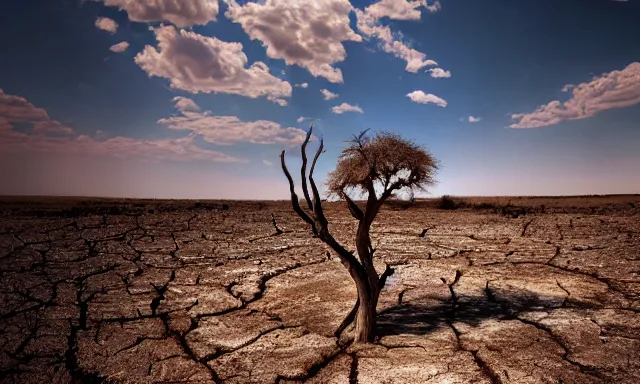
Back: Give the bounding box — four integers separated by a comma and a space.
1, 197, 639, 384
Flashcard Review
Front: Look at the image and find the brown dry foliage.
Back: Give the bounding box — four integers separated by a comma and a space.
327, 130, 438, 198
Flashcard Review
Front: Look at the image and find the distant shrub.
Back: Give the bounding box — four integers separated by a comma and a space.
501, 205, 527, 218
438, 195, 457, 210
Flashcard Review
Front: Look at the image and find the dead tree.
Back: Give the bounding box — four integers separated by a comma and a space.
280, 126, 438, 343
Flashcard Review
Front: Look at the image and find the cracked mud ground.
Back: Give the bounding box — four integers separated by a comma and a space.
1, 197, 639, 384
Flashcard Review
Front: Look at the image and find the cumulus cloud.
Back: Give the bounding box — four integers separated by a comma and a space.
224, 0, 362, 83
0, 89, 74, 136
297, 116, 306, 123
267, 96, 289, 107
422, 60, 438, 67
109, 41, 130, 53
355, 9, 436, 73
320, 89, 339, 100
423, 0, 442, 12
135, 26, 291, 104
95, 17, 118, 33
364, 0, 440, 21
509, 62, 640, 128
331, 102, 364, 114
103, 0, 218, 27
428, 67, 451, 78
268, 97, 288, 107
173, 96, 201, 112
467, 116, 482, 123
406, 90, 447, 107
0, 89, 240, 162
158, 97, 307, 146
295, 83, 309, 88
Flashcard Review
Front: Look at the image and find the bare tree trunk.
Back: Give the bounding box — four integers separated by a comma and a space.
350, 261, 395, 342
354, 282, 377, 343
356, 222, 378, 284
353, 222, 381, 343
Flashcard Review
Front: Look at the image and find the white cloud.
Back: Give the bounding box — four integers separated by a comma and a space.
158, 97, 307, 146
510, 62, 640, 128
74, 133, 242, 162
364, 0, 440, 21
423, 0, 442, 13
224, 0, 362, 83
422, 59, 438, 67
135, 26, 291, 104
406, 90, 447, 107
297, 116, 306, 123
268, 96, 288, 107
0, 89, 73, 135
468, 116, 482, 123
428, 67, 451, 78
173, 96, 201, 112
95, 17, 118, 33
0, 89, 240, 163
355, 9, 435, 73
320, 89, 339, 100
263, 159, 273, 166
109, 41, 130, 53
295, 83, 309, 88
331, 102, 364, 114
561, 84, 574, 92
103, 0, 219, 27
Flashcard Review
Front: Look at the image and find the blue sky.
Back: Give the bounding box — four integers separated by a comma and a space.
1, 0, 639, 198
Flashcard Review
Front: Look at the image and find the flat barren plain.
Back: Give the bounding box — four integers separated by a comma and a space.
1, 195, 639, 384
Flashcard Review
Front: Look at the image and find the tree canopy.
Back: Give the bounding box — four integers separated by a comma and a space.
327, 130, 438, 201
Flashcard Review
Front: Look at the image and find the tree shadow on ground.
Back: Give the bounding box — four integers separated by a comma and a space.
376, 289, 604, 337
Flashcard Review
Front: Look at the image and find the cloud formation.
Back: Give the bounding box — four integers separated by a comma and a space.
295, 83, 309, 88
103, 0, 219, 27
364, 0, 440, 21
109, 41, 130, 53
0, 89, 240, 162
158, 97, 307, 146
320, 89, 339, 100
224, 0, 361, 83
135, 26, 291, 104
173, 96, 201, 112
428, 67, 451, 78
406, 90, 447, 107
95, 17, 118, 33
269, 97, 288, 107
0, 89, 74, 135
331, 102, 364, 114
467, 116, 482, 123
355, 8, 437, 73
510, 62, 640, 128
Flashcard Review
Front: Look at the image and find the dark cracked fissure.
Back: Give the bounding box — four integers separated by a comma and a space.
483, 279, 608, 381
443, 270, 502, 384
